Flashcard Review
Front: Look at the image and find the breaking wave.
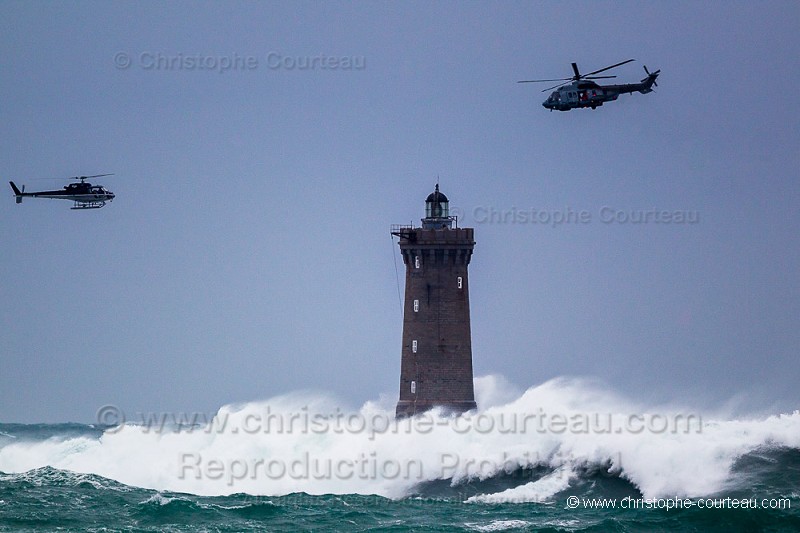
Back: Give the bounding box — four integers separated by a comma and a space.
1, 375, 799, 501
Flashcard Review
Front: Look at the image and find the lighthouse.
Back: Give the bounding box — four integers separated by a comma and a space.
391, 185, 477, 418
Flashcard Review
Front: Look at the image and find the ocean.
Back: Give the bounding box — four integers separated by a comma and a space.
1, 376, 799, 532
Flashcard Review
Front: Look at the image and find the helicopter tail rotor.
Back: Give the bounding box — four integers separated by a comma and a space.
638, 65, 660, 94
9, 181, 23, 203
641, 65, 660, 86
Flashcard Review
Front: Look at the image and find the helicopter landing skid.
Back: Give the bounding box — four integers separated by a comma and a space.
71, 201, 106, 210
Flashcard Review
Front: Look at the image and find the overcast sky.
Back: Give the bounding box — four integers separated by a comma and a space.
1, 1, 798, 423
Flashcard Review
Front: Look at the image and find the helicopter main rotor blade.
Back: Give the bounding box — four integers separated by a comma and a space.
582, 59, 634, 78
571, 63, 580, 79
517, 77, 572, 83
541, 80, 572, 92
584, 75, 616, 80
70, 173, 115, 180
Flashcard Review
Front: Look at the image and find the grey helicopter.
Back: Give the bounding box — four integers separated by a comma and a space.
519, 59, 660, 111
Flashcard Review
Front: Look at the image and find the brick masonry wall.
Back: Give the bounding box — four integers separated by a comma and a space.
396, 227, 477, 417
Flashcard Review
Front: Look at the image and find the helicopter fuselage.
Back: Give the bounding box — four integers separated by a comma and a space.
542, 77, 657, 111
9, 181, 115, 209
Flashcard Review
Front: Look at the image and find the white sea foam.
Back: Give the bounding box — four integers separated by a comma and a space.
140, 493, 181, 506
0, 375, 798, 500
466, 464, 575, 503
465, 519, 533, 531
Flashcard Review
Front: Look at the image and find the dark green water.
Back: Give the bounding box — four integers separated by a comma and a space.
1, 443, 798, 531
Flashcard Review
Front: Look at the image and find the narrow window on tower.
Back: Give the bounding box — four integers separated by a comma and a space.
413, 299, 419, 312
412, 340, 418, 353
411, 381, 416, 394
457, 276, 463, 289
414, 255, 420, 269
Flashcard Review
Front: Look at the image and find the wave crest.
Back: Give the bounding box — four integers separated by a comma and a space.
1, 376, 798, 500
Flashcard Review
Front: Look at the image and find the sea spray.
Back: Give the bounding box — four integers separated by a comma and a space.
1, 375, 799, 501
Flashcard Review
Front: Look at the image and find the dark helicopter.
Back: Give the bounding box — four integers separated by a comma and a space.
518, 59, 660, 111
9, 174, 115, 209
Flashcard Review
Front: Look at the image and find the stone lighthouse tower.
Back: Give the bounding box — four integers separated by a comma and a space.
391, 185, 477, 418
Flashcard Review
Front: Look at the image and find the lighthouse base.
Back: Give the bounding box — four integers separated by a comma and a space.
395, 400, 477, 419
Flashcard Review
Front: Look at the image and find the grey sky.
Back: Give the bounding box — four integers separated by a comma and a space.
1, 1, 798, 422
